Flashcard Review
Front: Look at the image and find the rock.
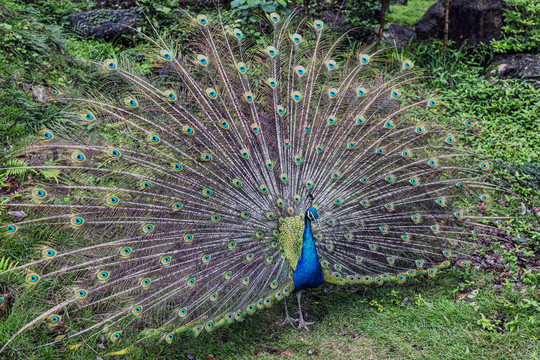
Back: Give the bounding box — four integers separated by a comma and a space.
383, 22, 415, 46
69, 8, 143, 43
491, 53, 540, 79
416, 0, 503, 47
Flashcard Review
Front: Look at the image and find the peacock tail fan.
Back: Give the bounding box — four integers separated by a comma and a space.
0, 10, 512, 353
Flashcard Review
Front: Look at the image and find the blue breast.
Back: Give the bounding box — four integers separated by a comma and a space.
292, 218, 323, 291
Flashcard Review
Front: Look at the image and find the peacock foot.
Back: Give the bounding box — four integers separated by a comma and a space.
297, 315, 314, 330
281, 315, 299, 327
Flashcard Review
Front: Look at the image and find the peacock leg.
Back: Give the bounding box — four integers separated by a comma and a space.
280, 297, 298, 326
296, 291, 314, 330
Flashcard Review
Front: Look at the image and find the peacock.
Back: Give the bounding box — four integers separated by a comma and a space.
0, 10, 511, 355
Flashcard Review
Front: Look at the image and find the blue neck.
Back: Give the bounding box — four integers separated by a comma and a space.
292, 217, 324, 291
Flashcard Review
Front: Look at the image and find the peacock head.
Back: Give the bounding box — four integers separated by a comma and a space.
305, 207, 319, 225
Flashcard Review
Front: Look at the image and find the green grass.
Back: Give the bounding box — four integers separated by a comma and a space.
387, 0, 438, 27
1, 270, 538, 359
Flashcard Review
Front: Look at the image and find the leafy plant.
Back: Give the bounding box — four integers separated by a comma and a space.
231, 0, 288, 22
491, 0, 540, 53
0, 159, 31, 178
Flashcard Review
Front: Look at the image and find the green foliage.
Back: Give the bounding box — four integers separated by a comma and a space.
231, 0, 288, 21
386, 0, 437, 27
491, 0, 540, 54
0, 159, 31, 178
445, 78, 540, 166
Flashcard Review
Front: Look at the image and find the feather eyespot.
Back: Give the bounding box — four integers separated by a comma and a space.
270, 12, 280, 23
243, 91, 254, 103
313, 20, 324, 30
327, 115, 337, 125
402, 59, 414, 70
266, 46, 277, 57
96, 271, 110, 281
197, 54, 208, 66
183, 234, 194, 244
328, 88, 338, 98
74, 289, 88, 299
415, 125, 426, 134
357, 87, 367, 97
233, 29, 243, 39
160, 255, 171, 266
31, 188, 47, 199
164, 90, 176, 101
291, 91, 302, 102
201, 254, 211, 264
26, 273, 40, 284
290, 33, 302, 44
138, 181, 152, 190
140, 278, 151, 288
147, 133, 161, 144
80, 111, 95, 122
48, 315, 62, 325
266, 77, 278, 88
69, 216, 84, 227
294, 65, 306, 76
202, 188, 213, 197
325, 60, 337, 70
196, 14, 208, 26
39, 130, 54, 141
160, 49, 172, 61
359, 54, 371, 64
239, 148, 250, 159
205, 88, 217, 99
6, 224, 17, 234
105, 195, 119, 206
108, 148, 121, 158
103, 59, 117, 70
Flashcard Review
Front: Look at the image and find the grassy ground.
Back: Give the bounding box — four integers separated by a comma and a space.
124, 270, 540, 360
387, 0, 438, 27
1, 269, 538, 359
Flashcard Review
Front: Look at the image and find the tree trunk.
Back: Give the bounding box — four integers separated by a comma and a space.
443, 0, 450, 53
376, 0, 390, 50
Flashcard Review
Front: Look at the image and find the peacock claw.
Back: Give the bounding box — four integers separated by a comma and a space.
281, 316, 299, 327
297, 319, 315, 330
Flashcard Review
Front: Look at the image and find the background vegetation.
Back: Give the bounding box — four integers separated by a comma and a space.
0, 0, 538, 358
